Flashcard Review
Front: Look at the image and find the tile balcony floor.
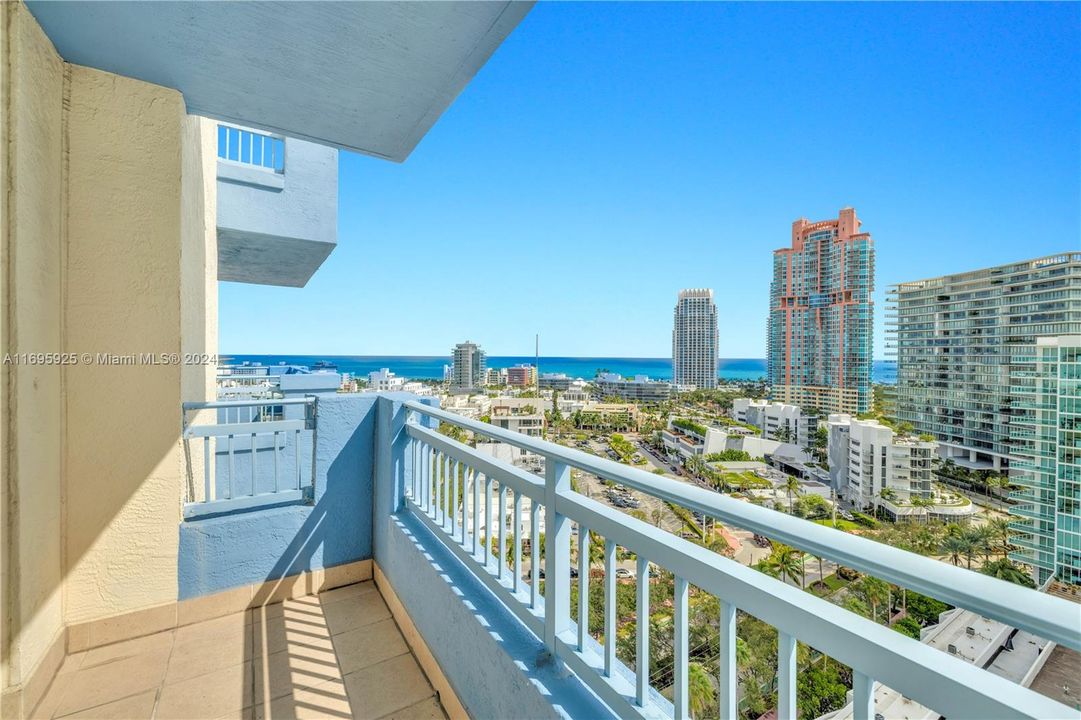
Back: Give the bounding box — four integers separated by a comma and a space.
33, 582, 447, 720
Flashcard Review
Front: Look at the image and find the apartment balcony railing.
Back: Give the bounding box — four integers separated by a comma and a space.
397, 400, 1077, 720
217, 123, 285, 174
181, 397, 316, 519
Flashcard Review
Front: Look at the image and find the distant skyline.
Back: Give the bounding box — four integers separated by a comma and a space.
219, 2, 1080, 359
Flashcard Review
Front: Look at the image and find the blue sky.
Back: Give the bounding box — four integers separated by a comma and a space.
220, 1, 1080, 359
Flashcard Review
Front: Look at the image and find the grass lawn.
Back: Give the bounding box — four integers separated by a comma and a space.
722, 471, 771, 489
814, 518, 863, 532
809, 573, 849, 597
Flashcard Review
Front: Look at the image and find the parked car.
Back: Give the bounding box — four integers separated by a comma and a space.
615, 568, 635, 579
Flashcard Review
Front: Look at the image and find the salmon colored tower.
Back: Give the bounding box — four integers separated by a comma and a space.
767, 207, 874, 414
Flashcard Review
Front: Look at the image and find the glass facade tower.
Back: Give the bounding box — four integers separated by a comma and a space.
768, 207, 874, 415
1008, 336, 1081, 586
889, 253, 1081, 469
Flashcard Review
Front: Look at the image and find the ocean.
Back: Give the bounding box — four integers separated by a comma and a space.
223, 355, 897, 384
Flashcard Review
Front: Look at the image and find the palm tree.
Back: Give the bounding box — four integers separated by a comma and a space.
960, 527, 989, 569
783, 475, 801, 513
687, 662, 715, 719
980, 558, 1036, 588
858, 576, 891, 623
763, 544, 805, 587
940, 534, 967, 567
986, 517, 1013, 557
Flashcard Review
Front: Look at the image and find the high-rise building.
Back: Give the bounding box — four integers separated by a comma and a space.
889, 253, 1081, 470
450, 341, 486, 391
672, 289, 718, 390
768, 207, 874, 415
1008, 336, 1081, 586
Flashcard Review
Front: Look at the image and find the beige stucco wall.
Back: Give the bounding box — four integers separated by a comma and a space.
180, 116, 219, 503
0, 0, 66, 701
62, 66, 213, 625
2, 3, 217, 707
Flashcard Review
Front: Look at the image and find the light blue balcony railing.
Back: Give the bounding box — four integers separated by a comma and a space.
399, 400, 1079, 720
217, 123, 285, 173
181, 397, 315, 519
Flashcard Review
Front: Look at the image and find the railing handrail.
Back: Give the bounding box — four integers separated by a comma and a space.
183, 398, 313, 411
404, 400, 1081, 653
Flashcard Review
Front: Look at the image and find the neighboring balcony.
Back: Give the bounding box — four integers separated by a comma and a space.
216, 124, 338, 287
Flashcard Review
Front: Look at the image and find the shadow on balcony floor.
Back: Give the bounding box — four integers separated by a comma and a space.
33, 582, 446, 720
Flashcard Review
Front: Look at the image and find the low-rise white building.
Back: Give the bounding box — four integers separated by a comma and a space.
489, 397, 550, 438
368, 368, 405, 392
731, 398, 817, 446
441, 393, 492, 420
827, 414, 946, 518
593, 373, 672, 403
401, 381, 436, 397
661, 418, 727, 459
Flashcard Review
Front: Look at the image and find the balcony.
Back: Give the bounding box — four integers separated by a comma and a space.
216, 124, 338, 288
20, 393, 1080, 720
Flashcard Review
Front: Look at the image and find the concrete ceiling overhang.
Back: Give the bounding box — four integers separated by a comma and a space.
27, 1, 533, 161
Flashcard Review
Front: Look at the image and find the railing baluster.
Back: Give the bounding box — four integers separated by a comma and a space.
544, 460, 571, 657
203, 436, 211, 502
250, 433, 257, 496
484, 473, 494, 568
673, 576, 689, 720
443, 454, 451, 529
853, 671, 874, 720
498, 483, 507, 581
424, 445, 432, 512
294, 428, 301, 491
436, 452, 444, 525
408, 435, 416, 500
530, 498, 541, 609
513, 491, 523, 593
718, 599, 736, 720
472, 468, 480, 556
636, 554, 650, 706
577, 525, 589, 652
451, 459, 459, 538
459, 464, 468, 545
604, 539, 616, 676
227, 433, 235, 499
778, 631, 797, 720
273, 431, 280, 493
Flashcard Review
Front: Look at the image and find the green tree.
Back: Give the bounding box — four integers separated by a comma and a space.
762, 544, 805, 587
797, 659, 849, 720
985, 517, 1013, 557
687, 662, 715, 719
940, 534, 968, 567
783, 475, 802, 513
856, 576, 891, 623
980, 558, 1036, 588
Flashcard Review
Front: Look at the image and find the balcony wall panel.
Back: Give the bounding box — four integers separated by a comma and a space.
179, 394, 376, 599
0, 1, 65, 708
62, 64, 215, 627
